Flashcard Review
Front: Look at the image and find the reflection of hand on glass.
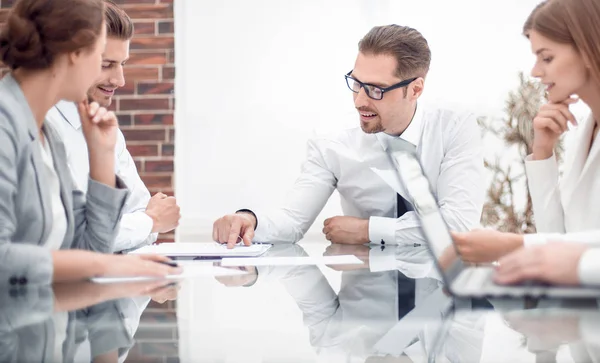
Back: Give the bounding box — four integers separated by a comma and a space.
53, 279, 175, 312
150, 283, 180, 304
323, 243, 370, 271
504, 311, 581, 348
214, 265, 258, 287
92, 350, 118, 363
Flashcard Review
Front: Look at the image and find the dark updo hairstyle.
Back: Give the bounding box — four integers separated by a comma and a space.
0, 0, 105, 70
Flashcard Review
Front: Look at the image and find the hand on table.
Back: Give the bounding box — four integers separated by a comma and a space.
146, 192, 180, 233
494, 242, 588, 286
451, 229, 523, 263
213, 213, 256, 248
322, 216, 369, 244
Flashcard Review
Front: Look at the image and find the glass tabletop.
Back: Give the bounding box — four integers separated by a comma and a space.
2, 240, 599, 363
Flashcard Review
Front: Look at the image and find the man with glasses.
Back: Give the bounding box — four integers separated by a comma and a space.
213, 24, 484, 249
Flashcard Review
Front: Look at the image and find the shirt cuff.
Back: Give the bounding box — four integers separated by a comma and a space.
138, 212, 154, 238
368, 246, 397, 272
578, 249, 600, 286
369, 216, 397, 245
524, 153, 559, 188
523, 233, 549, 247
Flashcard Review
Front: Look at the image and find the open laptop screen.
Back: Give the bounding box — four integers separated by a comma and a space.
388, 150, 466, 285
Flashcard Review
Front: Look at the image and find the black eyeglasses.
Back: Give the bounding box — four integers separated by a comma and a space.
345, 70, 417, 100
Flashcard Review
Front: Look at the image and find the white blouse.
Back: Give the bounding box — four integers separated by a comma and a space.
38, 136, 69, 363
38, 137, 67, 250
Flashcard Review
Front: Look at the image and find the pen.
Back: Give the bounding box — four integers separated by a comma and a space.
158, 260, 179, 267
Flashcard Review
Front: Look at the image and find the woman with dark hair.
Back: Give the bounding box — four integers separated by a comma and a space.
451, 0, 600, 286
0, 0, 180, 283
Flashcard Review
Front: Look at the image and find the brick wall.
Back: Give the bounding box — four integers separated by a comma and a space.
0, 0, 176, 243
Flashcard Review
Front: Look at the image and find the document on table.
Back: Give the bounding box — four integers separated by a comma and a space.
90, 262, 247, 284
127, 242, 272, 257
220, 254, 363, 267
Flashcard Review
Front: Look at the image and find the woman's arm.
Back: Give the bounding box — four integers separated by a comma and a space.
51, 250, 181, 283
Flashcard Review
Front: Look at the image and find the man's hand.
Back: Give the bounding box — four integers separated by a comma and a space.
212, 213, 256, 248
322, 216, 369, 244
494, 242, 588, 286
145, 193, 181, 233
451, 229, 523, 263
79, 100, 119, 155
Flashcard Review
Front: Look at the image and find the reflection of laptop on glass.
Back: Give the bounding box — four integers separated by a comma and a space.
388, 149, 600, 298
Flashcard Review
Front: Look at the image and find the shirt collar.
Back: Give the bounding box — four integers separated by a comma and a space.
376, 103, 423, 151
54, 100, 81, 129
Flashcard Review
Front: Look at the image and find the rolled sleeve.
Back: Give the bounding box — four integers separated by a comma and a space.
72, 176, 130, 253
86, 176, 129, 221
578, 249, 600, 286
369, 216, 397, 245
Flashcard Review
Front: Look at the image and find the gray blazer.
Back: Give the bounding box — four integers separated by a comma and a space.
0, 74, 130, 286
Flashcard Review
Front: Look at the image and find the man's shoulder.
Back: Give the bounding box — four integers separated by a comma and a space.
420, 103, 476, 127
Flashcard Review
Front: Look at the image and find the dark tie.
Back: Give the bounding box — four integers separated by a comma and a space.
397, 193, 410, 218
396, 193, 416, 320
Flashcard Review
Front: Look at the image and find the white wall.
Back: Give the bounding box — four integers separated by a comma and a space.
175, 0, 589, 240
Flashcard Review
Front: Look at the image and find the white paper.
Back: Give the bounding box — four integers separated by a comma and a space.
127, 242, 272, 257
90, 264, 247, 284
220, 254, 363, 267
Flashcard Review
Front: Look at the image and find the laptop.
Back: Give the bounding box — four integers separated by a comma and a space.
388, 149, 600, 299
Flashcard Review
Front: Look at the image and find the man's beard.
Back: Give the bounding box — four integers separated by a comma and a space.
87, 92, 110, 108
360, 119, 384, 134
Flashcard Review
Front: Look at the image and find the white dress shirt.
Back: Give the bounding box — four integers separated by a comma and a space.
46, 101, 157, 251
253, 104, 485, 245
523, 115, 600, 286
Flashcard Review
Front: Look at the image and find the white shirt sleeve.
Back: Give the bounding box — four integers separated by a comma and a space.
368, 246, 398, 272
253, 136, 336, 243
370, 113, 485, 245
523, 230, 600, 247
524, 153, 565, 233
112, 130, 157, 251
578, 249, 600, 286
